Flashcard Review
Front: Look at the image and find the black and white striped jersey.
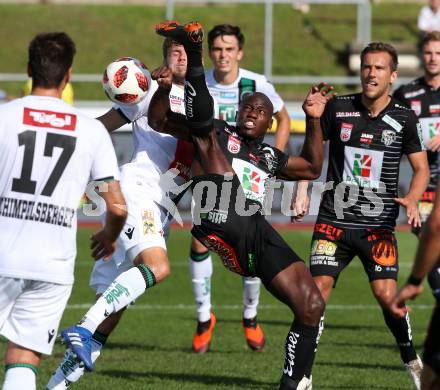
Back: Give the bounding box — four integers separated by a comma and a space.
317, 93, 425, 229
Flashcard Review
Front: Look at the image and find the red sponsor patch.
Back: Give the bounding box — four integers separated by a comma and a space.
23, 108, 76, 131
314, 223, 343, 241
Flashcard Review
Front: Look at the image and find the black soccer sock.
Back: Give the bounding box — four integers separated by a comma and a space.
92, 330, 109, 346
428, 259, 440, 303
184, 51, 213, 136
281, 321, 319, 384
304, 314, 325, 378
382, 308, 417, 363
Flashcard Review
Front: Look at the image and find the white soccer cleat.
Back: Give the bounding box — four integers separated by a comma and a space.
405, 355, 423, 390
297, 375, 312, 390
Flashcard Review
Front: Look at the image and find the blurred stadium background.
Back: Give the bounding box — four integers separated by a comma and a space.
0, 1, 436, 389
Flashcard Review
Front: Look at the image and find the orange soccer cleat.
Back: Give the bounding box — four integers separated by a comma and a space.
192, 313, 216, 354
156, 20, 204, 51
242, 316, 265, 351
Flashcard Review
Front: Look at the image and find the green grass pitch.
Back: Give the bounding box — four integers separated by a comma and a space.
0, 227, 434, 389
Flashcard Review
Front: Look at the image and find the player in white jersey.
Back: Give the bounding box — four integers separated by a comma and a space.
0, 32, 126, 390
46, 38, 192, 389
190, 23, 302, 354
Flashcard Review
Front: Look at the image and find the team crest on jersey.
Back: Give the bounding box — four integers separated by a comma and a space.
340, 122, 353, 142
262, 146, 276, 171
381, 130, 396, 146
227, 135, 241, 154
411, 100, 421, 116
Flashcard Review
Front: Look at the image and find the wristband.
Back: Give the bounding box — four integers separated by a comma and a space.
407, 275, 423, 286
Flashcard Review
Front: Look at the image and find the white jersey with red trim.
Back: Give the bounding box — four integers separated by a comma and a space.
0, 95, 119, 284
115, 81, 193, 195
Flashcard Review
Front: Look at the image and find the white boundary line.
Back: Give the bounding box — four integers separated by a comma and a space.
66, 303, 434, 310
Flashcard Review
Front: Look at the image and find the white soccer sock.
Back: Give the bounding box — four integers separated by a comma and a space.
190, 255, 213, 322
3, 365, 36, 390
79, 266, 152, 333
45, 340, 102, 389
243, 276, 261, 319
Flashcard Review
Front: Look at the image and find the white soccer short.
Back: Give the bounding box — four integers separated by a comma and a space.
0, 276, 72, 355
90, 183, 171, 294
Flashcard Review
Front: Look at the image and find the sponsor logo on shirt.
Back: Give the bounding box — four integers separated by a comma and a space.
219, 104, 237, 123
232, 158, 268, 205
243, 166, 261, 193
227, 135, 241, 154
343, 146, 384, 188
430, 104, 440, 114
360, 133, 373, 144
336, 111, 360, 118
340, 122, 353, 142
220, 91, 237, 99
410, 100, 422, 116
23, 108, 77, 131
404, 89, 425, 99
382, 114, 403, 132
381, 129, 396, 146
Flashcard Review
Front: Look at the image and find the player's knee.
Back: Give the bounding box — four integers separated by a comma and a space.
373, 288, 394, 307
149, 260, 171, 283
298, 290, 325, 325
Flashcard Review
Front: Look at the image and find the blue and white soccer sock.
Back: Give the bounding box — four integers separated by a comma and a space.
3, 363, 37, 390
78, 265, 156, 334
189, 249, 213, 323
242, 276, 261, 320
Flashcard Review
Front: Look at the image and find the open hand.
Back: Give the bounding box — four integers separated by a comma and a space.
394, 197, 421, 228
302, 83, 337, 119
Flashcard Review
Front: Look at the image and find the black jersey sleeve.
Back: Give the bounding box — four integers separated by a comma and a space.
320, 99, 334, 141
273, 147, 289, 175
402, 110, 426, 155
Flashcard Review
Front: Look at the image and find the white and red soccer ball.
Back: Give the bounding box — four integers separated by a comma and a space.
102, 57, 151, 104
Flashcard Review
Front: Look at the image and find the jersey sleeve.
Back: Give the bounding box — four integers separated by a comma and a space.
90, 122, 120, 181
256, 77, 284, 114
320, 100, 334, 141
273, 147, 289, 175
113, 80, 159, 122
402, 111, 427, 155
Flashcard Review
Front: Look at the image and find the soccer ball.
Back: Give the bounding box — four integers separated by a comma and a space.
102, 57, 151, 104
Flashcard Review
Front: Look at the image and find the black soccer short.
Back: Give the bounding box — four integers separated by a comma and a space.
411, 190, 435, 236
309, 222, 399, 285
191, 175, 302, 286
423, 304, 440, 375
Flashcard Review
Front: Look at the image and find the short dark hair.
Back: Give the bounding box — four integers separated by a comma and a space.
422, 31, 440, 48
28, 32, 76, 89
162, 37, 183, 59
207, 24, 245, 51
360, 42, 398, 72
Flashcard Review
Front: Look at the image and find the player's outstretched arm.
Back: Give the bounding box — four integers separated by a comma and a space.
395, 151, 429, 228
274, 106, 290, 151
97, 108, 129, 133
279, 83, 335, 180
391, 180, 440, 317
91, 180, 127, 260
148, 65, 190, 140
